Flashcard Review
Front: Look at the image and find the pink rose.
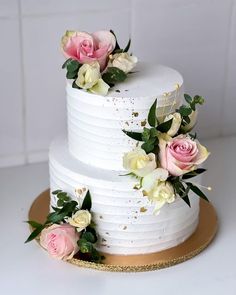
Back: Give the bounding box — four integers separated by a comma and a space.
40, 224, 80, 260
61, 30, 116, 71
159, 135, 209, 176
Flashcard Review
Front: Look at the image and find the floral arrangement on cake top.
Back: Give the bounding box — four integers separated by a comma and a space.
122, 93, 211, 213
25, 190, 103, 263
61, 30, 137, 95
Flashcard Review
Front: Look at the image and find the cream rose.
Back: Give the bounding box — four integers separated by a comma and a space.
89, 78, 110, 96
181, 110, 198, 133
75, 61, 101, 89
142, 168, 169, 192
123, 148, 157, 177
159, 134, 210, 176
164, 112, 182, 137
147, 181, 175, 212
108, 52, 138, 73
68, 210, 91, 232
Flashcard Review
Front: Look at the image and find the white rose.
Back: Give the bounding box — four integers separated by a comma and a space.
123, 148, 156, 177
142, 168, 169, 192
181, 110, 198, 133
75, 61, 101, 89
108, 52, 138, 73
89, 78, 110, 96
164, 112, 182, 137
68, 210, 91, 232
147, 181, 175, 213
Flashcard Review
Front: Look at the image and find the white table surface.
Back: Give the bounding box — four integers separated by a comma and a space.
0, 136, 236, 295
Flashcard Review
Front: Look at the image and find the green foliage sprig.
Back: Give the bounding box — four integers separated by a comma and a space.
25, 190, 103, 263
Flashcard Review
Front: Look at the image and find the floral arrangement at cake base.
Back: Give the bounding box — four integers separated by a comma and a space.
25, 190, 103, 263
61, 29, 137, 95
122, 93, 211, 213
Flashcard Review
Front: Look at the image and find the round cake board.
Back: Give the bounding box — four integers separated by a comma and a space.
28, 189, 218, 272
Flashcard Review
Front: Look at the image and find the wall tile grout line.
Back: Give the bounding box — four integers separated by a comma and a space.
219, 0, 235, 137
17, 0, 27, 165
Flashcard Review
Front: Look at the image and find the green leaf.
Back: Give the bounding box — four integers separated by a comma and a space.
25, 220, 42, 228
72, 80, 81, 89
66, 70, 77, 79
67, 60, 80, 72
123, 38, 131, 52
57, 199, 64, 207
148, 99, 157, 127
156, 118, 173, 133
141, 127, 150, 142
179, 105, 192, 116
183, 115, 190, 124
122, 130, 143, 141
78, 239, 93, 253
86, 226, 98, 243
182, 195, 191, 207
81, 191, 92, 211
182, 169, 207, 179
102, 67, 127, 84
141, 142, 155, 153
52, 189, 62, 195
193, 95, 205, 105
150, 127, 158, 138
184, 94, 192, 104
57, 192, 67, 199
25, 224, 45, 243
47, 201, 78, 223
81, 231, 96, 243
110, 29, 120, 51
187, 183, 209, 202
62, 58, 72, 69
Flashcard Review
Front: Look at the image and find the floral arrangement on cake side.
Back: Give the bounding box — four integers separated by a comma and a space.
122, 93, 211, 213
25, 190, 103, 263
61, 30, 137, 95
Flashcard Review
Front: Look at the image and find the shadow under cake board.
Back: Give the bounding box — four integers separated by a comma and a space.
28, 189, 218, 272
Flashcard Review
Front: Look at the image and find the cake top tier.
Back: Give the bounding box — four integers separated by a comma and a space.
67, 62, 183, 102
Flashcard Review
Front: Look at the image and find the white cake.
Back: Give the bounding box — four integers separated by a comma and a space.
49, 63, 200, 255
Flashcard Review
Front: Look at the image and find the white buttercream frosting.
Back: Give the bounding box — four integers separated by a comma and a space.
67, 63, 184, 171
49, 137, 199, 255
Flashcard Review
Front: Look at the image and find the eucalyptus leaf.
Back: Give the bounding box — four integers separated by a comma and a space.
179, 105, 192, 116
184, 94, 192, 104
82, 231, 96, 243
122, 130, 143, 141
141, 142, 155, 153
141, 128, 150, 142
67, 60, 80, 72
52, 190, 62, 195
62, 58, 72, 69
102, 67, 127, 84
81, 191, 92, 211
156, 118, 173, 133
66, 70, 78, 79
72, 80, 81, 89
148, 99, 157, 127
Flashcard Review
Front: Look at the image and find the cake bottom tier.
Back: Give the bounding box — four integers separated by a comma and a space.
49, 137, 200, 255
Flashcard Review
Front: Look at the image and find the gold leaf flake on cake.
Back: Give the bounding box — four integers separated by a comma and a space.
141, 119, 147, 127
140, 207, 147, 213
132, 112, 139, 117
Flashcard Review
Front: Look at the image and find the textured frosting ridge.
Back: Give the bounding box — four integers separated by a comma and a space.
49, 138, 199, 255
67, 63, 184, 171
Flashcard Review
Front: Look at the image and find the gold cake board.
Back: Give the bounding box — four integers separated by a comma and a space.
28, 189, 218, 272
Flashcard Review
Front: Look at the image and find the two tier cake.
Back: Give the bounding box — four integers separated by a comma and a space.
26, 30, 211, 264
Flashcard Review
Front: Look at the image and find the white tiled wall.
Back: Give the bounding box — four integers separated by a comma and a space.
0, 0, 236, 167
